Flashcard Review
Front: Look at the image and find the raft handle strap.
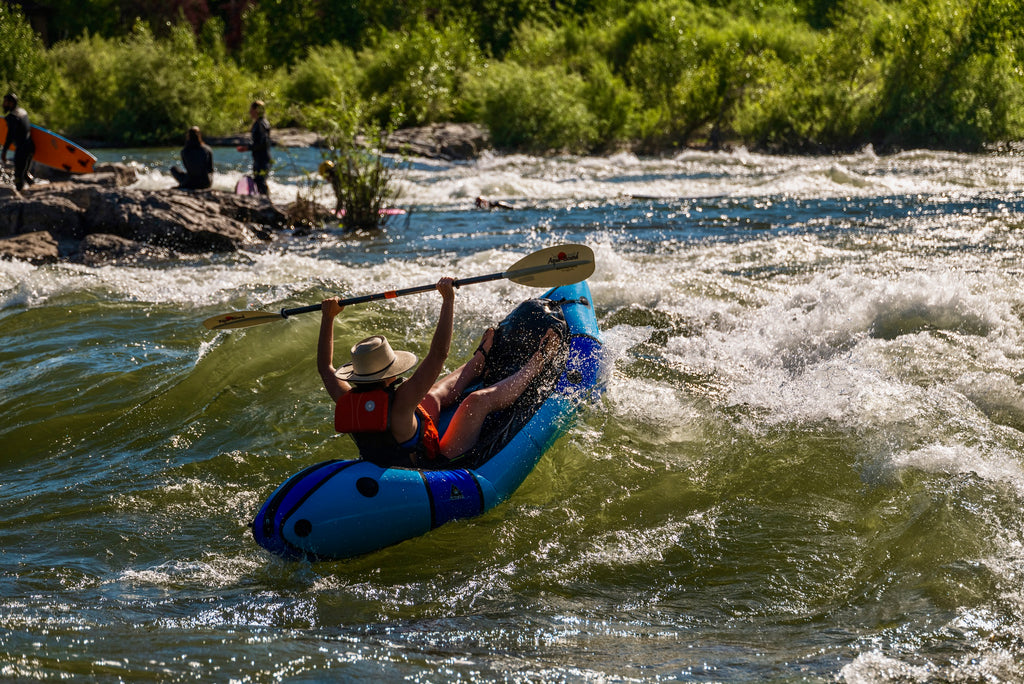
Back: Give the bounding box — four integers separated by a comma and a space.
548, 296, 590, 308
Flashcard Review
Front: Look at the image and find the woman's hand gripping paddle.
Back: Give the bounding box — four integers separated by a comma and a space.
202, 244, 595, 331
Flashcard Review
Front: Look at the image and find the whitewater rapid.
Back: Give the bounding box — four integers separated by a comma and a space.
3, 145, 1024, 681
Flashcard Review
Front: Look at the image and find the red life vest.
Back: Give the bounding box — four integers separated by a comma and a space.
334, 383, 442, 468
334, 388, 390, 433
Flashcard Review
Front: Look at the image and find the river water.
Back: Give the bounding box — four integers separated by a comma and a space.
3, 144, 1024, 681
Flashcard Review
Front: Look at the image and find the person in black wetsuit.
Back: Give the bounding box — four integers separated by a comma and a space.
170, 126, 214, 190
1, 93, 35, 192
236, 100, 271, 196
475, 196, 514, 210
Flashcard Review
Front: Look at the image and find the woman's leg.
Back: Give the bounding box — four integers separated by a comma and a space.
170, 166, 188, 187
439, 330, 559, 458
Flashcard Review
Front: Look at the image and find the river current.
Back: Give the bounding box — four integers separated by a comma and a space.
2, 144, 1024, 681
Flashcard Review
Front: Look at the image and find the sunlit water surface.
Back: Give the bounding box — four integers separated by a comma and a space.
3, 145, 1024, 681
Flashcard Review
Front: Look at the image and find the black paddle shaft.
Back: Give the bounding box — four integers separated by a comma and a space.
278, 272, 506, 319
278, 258, 586, 319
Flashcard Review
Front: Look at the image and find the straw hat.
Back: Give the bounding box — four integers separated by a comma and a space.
335, 335, 418, 383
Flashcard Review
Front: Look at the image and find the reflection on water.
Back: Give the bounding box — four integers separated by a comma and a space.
2, 147, 1024, 681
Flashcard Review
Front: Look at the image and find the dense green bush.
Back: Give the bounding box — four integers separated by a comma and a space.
469, 61, 600, 153
0, 4, 55, 117
46, 34, 120, 138
284, 44, 360, 106
358, 23, 484, 128
20, 0, 1024, 153
734, 1, 887, 150
580, 61, 641, 151
49, 21, 261, 144
604, 1, 821, 148
500, 22, 640, 150
872, 0, 1024, 149
277, 44, 362, 129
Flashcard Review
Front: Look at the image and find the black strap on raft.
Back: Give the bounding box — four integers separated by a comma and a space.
548, 296, 590, 308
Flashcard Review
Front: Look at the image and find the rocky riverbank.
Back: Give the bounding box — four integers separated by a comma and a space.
0, 122, 491, 266
0, 163, 289, 265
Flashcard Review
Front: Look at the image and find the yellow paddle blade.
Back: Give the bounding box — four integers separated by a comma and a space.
504, 244, 595, 286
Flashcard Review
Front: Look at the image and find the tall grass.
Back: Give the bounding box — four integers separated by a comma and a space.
320, 129, 405, 233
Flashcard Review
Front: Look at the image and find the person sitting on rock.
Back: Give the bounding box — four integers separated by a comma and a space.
170, 126, 214, 190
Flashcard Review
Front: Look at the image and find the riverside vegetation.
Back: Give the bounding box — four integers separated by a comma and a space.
2, 0, 1023, 154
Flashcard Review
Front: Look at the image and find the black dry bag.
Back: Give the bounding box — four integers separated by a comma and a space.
482, 298, 568, 386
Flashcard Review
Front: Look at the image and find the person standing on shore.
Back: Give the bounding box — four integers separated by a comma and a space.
236, 100, 271, 196
170, 126, 214, 190
1, 93, 35, 192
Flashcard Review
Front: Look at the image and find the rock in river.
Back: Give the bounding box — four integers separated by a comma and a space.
0, 163, 288, 265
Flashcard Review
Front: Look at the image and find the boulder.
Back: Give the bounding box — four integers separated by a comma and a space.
0, 196, 82, 240
0, 230, 59, 265
75, 233, 177, 266
216, 192, 289, 229
207, 123, 491, 160
206, 127, 325, 149
94, 162, 140, 186
0, 182, 287, 263
386, 123, 491, 160
30, 161, 138, 187
79, 188, 271, 252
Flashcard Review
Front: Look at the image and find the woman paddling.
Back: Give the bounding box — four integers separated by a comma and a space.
317, 277, 560, 468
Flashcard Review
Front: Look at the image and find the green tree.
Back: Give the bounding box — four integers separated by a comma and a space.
239, 0, 325, 68
444, 0, 556, 58
359, 22, 484, 128
48, 18, 259, 143
34, 0, 123, 42
0, 3, 55, 113
874, 0, 1024, 149
23, 0, 1024, 152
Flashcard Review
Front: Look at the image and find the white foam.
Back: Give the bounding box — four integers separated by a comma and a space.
840, 652, 933, 683
86, 144, 1024, 210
